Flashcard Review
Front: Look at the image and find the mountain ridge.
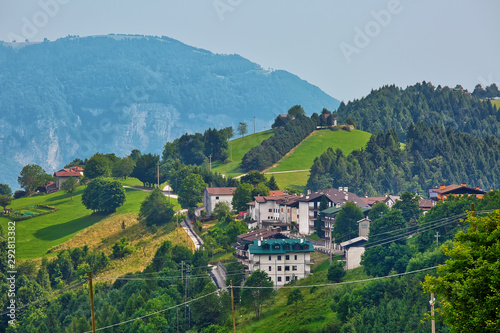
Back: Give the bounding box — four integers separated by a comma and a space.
0, 34, 340, 190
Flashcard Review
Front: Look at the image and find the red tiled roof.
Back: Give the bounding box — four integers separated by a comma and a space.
419, 199, 435, 210
205, 187, 237, 195
433, 184, 462, 194
360, 197, 387, 206
54, 166, 84, 177
297, 188, 370, 208
433, 184, 485, 195
269, 190, 285, 196
238, 228, 278, 242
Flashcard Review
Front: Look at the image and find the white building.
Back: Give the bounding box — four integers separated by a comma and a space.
291, 187, 369, 235
202, 187, 236, 216
340, 236, 368, 270
247, 192, 300, 231
248, 238, 314, 288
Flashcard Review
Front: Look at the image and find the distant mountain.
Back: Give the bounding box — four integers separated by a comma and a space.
0, 35, 339, 190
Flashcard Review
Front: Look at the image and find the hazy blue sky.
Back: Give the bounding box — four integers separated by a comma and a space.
1, 0, 499, 102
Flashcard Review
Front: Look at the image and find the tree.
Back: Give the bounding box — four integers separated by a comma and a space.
204, 128, 228, 161
220, 126, 234, 140
252, 183, 270, 198
129, 149, 142, 161
333, 202, 364, 241
60, 177, 78, 200
241, 270, 274, 318
131, 153, 163, 187
240, 171, 267, 186
423, 211, 500, 332
287, 289, 304, 312
85, 154, 111, 179
213, 202, 232, 223
112, 157, 135, 179
178, 173, 207, 209
18, 164, 49, 196
82, 179, 125, 213
327, 261, 346, 282
0, 183, 12, 197
368, 202, 389, 222
231, 183, 253, 212
266, 176, 279, 191
139, 188, 175, 226
0, 195, 12, 211
237, 122, 248, 138
287, 105, 305, 117
393, 191, 422, 223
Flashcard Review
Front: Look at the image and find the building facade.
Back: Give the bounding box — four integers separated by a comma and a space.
202, 187, 236, 215
248, 238, 314, 288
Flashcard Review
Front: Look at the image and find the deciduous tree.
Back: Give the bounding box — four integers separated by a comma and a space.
423, 211, 500, 332
85, 154, 110, 179
0, 184, 12, 197
237, 122, 248, 138
178, 173, 207, 209
231, 183, 253, 212
241, 270, 274, 318
60, 176, 79, 200
139, 188, 175, 226
18, 164, 49, 196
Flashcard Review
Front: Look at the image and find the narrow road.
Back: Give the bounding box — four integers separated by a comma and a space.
209, 264, 227, 291
183, 214, 204, 250
122, 185, 178, 199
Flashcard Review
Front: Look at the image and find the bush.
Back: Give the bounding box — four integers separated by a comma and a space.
14, 190, 26, 199
112, 238, 135, 259
327, 261, 346, 282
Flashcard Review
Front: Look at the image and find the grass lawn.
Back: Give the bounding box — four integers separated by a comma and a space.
490, 99, 500, 108
0, 181, 177, 260
211, 130, 274, 177
267, 170, 310, 193
268, 129, 371, 173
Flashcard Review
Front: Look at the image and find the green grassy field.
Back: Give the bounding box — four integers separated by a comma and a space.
490, 99, 500, 108
0, 179, 177, 259
268, 129, 371, 173
211, 130, 274, 177
268, 170, 310, 193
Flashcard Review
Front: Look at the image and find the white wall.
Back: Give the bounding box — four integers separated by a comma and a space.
345, 247, 365, 270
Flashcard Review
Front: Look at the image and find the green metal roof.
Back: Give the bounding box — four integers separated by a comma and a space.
248, 238, 314, 255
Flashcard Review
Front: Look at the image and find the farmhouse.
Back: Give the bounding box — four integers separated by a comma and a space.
429, 183, 486, 202
53, 166, 84, 188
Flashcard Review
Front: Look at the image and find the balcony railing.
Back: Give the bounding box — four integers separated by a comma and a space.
305, 260, 315, 265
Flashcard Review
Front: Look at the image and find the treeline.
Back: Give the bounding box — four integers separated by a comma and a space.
472, 83, 500, 99
336, 82, 500, 142
307, 122, 500, 196
162, 127, 234, 166
0, 239, 230, 332
241, 114, 316, 171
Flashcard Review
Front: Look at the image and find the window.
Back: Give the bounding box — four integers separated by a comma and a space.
268, 277, 271, 281
285, 266, 290, 271
269, 208, 272, 212
294, 255, 298, 260
281, 208, 283, 212
295, 276, 298, 280
278, 266, 282, 271
277, 255, 282, 260
285, 255, 290, 260
268, 256, 271, 261
274, 244, 280, 250
268, 266, 272, 271
286, 276, 290, 282
278, 277, 282, 282
292, 265, 298, 271
215, 196, 219, 200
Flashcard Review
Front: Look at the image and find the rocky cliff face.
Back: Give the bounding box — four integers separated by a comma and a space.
0, 35, 339, 189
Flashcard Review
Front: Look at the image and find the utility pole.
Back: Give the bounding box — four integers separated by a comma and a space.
209, 154, 212, 172
181, 261, 184, 284
434, 231, 440, 246
253, 116, 256, 134
230, 280, 236, 333
88, 272, 96, 333
430, 293, 436, 333
230, 140, 233, 162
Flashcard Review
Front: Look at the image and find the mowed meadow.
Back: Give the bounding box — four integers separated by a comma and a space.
0, 179, 181, 260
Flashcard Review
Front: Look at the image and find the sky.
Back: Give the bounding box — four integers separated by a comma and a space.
1, 0, 499, 102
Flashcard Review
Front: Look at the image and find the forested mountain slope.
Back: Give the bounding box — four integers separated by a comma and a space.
336, 82, 500, 141
0, 35, 339, 189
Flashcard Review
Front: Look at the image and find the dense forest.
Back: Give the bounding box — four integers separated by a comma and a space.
336, 82, 500, 142
307, 122, 500, 196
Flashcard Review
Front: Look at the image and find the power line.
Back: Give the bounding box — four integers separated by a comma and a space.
82, 290, 220, 332
94, 271, 245, 281
233, 265, 441, 289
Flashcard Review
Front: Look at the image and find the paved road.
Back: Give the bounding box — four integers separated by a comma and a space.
209, 264, 227, 291
183, 215, 204, 250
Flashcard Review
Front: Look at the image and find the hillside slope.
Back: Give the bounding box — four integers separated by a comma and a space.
0, 35, 339, 190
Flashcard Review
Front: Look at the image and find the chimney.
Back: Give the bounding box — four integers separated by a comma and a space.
307, 189, 311, 195
440, 184, 445, 190
300, 238, 304, 244
345, 194, 348, 201
461, 182, 466, 187
258, 239, 261, 246
476, 186, 480, 190
339, 187, 343, 192
344, 187, 348, 193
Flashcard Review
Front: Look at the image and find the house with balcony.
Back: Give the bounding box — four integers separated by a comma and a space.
246, 193, 300, 231
290, 187, 369, 235
429, 183, 486, 202
248, 238, 314, 288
